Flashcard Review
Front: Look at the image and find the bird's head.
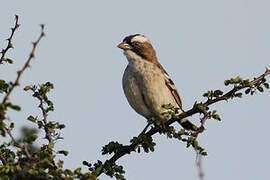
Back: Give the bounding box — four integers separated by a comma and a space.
117, 34, 158, 63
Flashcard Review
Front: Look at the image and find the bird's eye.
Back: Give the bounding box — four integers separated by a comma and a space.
133, 42, 140, 46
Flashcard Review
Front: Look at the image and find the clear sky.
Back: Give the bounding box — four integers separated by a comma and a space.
1, 1, 269, 180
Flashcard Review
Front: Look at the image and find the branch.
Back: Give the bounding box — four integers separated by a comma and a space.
0, 15, 20, 64
203, 68, 270, 107
2, 24, 45, 104
196, 155, 205, 180
0, 154, 7, 165
6, 127, 31, 159
38, 96, 53, 143
97, 69, 270, 177
1, 23, 45, 160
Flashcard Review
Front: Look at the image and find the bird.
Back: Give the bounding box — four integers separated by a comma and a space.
117, 34, 196, 131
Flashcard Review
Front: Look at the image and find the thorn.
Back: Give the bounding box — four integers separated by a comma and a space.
193, 101, 198, 107
40, 24, 45, 30
30, 52, 35, 58
8, 43, 13, 49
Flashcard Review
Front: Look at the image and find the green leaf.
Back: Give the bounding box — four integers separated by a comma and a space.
6, 58, 14, 64
74, 167, 82, 175
27, 115, 37, 122
162, 103, 174, 110
224, 80, 230, 86
0, 80, 9, 93
263, 83, 269, 89
201, 152, 208, 156
9, 104, 21, 111
257, 86, 264, 92
57, 124, 66, 129
235, 93, 242, 98
213, 90, 223, 97
10, 123, 14, 129
242, 79, 250, 86
24, 86, 31, 91
245, 88, 251, 94
58, 150, 69, 156
203, 91, 211, 97
234, 76, 243, 83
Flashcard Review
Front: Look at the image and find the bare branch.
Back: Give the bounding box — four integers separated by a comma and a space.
196, 154, 205, 180
0, 15, 20, 64
2, 24, 45, 104
6, 128, 31, 159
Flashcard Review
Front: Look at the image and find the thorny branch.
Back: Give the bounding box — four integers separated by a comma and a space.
2, 24, 45, 104
38, 96, 53, 143
0, 15, 20, 64
97, 68, 270, 177
1, 22, 45, 160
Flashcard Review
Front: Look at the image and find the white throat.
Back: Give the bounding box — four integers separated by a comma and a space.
123, 50, 143, 63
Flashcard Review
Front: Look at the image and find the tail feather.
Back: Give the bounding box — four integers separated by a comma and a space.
177, 118, 198, 131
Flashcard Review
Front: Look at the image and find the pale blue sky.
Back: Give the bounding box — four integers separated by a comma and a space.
0, 1, 269, 180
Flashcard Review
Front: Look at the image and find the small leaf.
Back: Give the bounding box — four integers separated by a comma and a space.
213, 90, 223, 97
257, 86, 264, 92
245, 88, 251, 94
201, 152, 208, 156
6, 58, 14, 64
58, 150, 69, 156
10, 123, 14, 129
24, 86, 31, 91
57, 124, 66, 129
74, 167, 82, 174
224, 80, 230, 86
234, 76, 243, 83
27, 115, 36, 122
263, 83, 269, 89
235, 93, 242, 98
10, 104, 21, 111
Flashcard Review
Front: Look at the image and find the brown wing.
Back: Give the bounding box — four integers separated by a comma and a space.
154, 61, 183, 110
164, 73, 183, 110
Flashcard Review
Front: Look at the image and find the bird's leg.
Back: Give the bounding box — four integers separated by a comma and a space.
139, 122, 151, 136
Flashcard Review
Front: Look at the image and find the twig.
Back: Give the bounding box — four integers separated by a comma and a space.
139, 123, 151, 136
1, 24, 45, 160
2, 24, 45, 104
97, 69, 270, 177
0, 15, 20, 64
203, 68, 270, 107
38, 97, 53, 143
0, 154, 7, 165
196, 154, 205, 180
193, 112, 210, 139
6, 128, 31, 159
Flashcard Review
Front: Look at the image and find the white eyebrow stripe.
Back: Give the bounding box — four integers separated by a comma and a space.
131, 35, 150, 43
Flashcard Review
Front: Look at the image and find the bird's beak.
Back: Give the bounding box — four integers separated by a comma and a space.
117, 42, 131, 50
